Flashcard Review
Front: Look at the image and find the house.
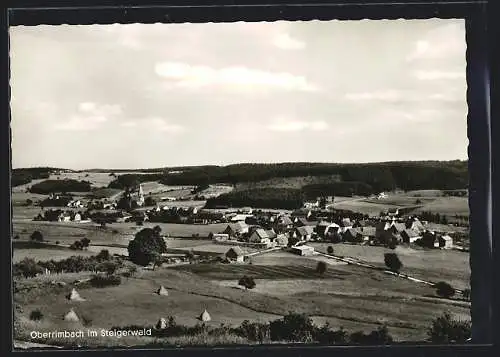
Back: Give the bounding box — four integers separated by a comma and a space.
401, 229, 422, 243
222, 222, 249, 238
343, 228, 363, 243
294, 217, 311, 227
316, 221, 332, 238
339, 218, 353, 233
249, 229, 273, 245
358, 226, 377, 240
73, 213, 82, 222
293, 226, 315, 241
291, 245, 315, 256
231, 214, 249, 222
405, 217, 425, 232
240, 207, 253, 214
437, 234, 453, 249
324, 223, 341, 237
212, 233, 230, 242
377, 192, 387, 199
225, 247, 245, 263
388, 222, 406, 234
277, 215, 294, 229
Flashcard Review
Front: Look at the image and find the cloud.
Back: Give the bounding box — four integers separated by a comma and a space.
344, 90, 401, 102
54, 115, 108, 131
146, 117, 185, 133
267, 118, 328, 132
272, 33, 306, 50
154, 62, 317, 91
413, 70, 465, 80
120, 121, 137, 128
54, 102, 122, 131
406, 23, 465, 62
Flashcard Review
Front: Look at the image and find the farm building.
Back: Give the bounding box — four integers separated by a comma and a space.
293, 226, 315, 241
388, 222, 406, 234
405, 217, 425, 232
222, 222, 249, 237
387, 208, 400, 217
291, 245, 315, 256
294, 217, 312, 227
324, 223, 341, 237
436, 234, 453, 249
315, 221, 332, 238
249, 229, 274, 245
339, 218, 353, 233
343, 228, 363, 243
401, 229, 422, 243
73, 213, 82, 222
276, 215, 294, 230
211, 233, 230, 242
225, 247, 245, 263
230, 214, 250, 222
358, 226, 376, 239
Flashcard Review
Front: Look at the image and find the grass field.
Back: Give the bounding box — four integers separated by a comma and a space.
14, 261, 470, 345
310, 243, 470, 290
13, 247, 95, 263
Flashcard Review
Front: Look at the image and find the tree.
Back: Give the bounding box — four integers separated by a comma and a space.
96, 249, 111, 261
238, 275, 256, 290
316, 261, 327, 275
145, 196, 157, 207
428, 312, 471, 343
80, 238, 91, 250
434, 281, 456, 298
384, 253, 402, 273
30, 231, 43, 242
319, 197, 327, 209
99, 261, 118, 276
70, 240, 83, 250
128, 227, 167, 266
327, 246, 334, 255
462, 288, 471, 301
29, 309, 44, 321
151, 253, 163, 271
26, 199, 33, 206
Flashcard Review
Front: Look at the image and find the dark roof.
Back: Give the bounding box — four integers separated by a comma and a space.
402, 229, 421, 238
278, 216, 293, 225
226, 246, 244, 257
296, 226, 315, 236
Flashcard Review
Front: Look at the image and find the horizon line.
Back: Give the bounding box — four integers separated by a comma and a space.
12, 159, 468, 172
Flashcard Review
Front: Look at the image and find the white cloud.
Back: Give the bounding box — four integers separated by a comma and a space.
272, 33, 305, 50
120, 121, 137, 128
54, 103, 123, 131
155, 62, 317, 92
147, 117, 185, 133
413, 70, 465, 80
344, 90, 401, 102
406, 23, 465, 62
54, 115, 108, 131
267, 118, 328, 132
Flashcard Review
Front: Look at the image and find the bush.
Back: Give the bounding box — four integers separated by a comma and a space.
237, 320, 271, 342
96, 249, 111, 261
384, 253, 402, 273
55, 241, 60, 245
98, 261, 118, 276
29, 309, 44, 321
128, 228, 167, 266
349, 325, 393, 345
238, 276, 256, 290
434, 282, 455, 298
428, 312, 471, 343
30, 231, 43, 242
316, 261, 327, 275
327, 246, 334, 255
314, 323, 348, 344
89, 274, 122, 288
269, 312, 315, 342
14, 258, 44, 278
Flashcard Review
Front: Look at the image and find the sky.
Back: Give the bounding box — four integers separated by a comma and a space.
9, 19, 467, 170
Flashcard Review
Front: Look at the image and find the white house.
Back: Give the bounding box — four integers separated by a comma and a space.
436, 235, 453, 249
73, 213, 82, 222
293, 226, 315, 241
291, 245, 315, 256
324, 223, 341, 237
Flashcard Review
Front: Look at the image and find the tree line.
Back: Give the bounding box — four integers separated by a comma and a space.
107, 161, 468, 193
12, 168, 52, 187
29, 179, 92, 194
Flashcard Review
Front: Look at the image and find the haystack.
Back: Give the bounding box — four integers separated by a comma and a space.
199, 309, 211, 322
156, 317, 167, 330
67, 288, 86, 301
63, 309, 79, 322
156, 286, 169, 296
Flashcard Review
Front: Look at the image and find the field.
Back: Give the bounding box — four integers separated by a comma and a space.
309, 244, 470, 290
13, 245, 95, 263
333, 191, 468, 219
14, 254, 470, 346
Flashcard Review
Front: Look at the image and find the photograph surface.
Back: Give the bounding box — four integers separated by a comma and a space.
10, 19, 471, 349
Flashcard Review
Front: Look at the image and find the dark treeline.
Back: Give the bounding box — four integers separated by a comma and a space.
11, 168, 54, 187
205, 188, 304, 210
302, 182, 373, 199
29, 179, 92, 194
107, 161, 468, 192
